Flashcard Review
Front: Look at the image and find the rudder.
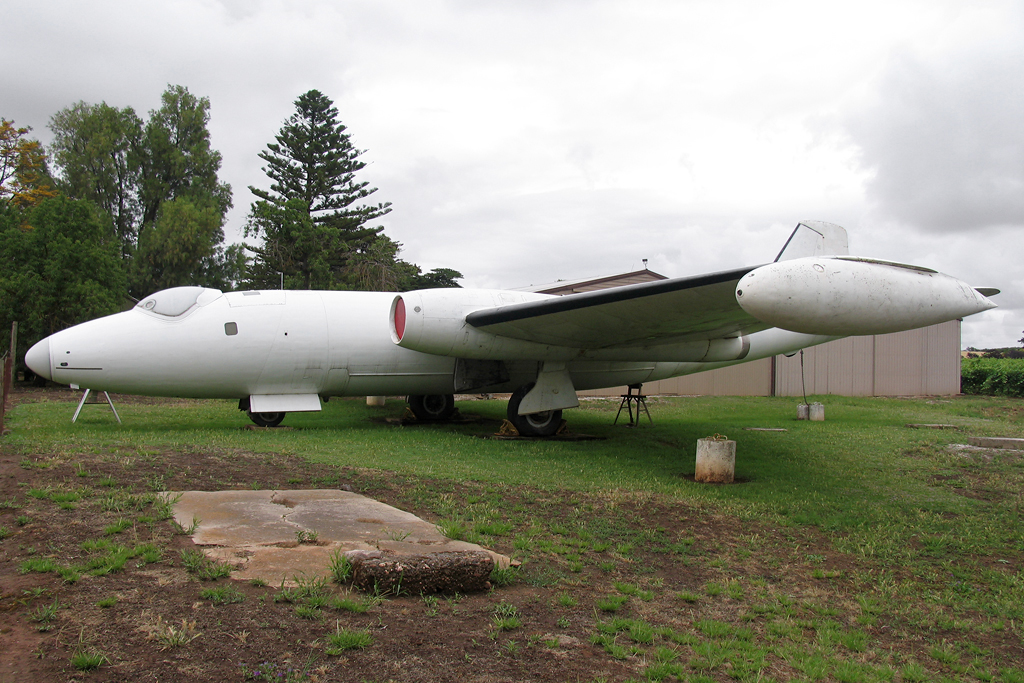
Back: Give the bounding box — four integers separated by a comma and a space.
774, 221, 849, 262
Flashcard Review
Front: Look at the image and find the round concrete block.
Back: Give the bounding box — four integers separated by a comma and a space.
797, 403, 809, 420
366, 395, 386, 407
695, 438, 736, 484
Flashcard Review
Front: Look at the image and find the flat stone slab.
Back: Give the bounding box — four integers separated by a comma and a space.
168, 489, 510, 589
967, 436, 1024, 450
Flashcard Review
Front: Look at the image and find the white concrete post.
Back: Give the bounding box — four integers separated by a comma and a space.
366, 396, 386, 407
695, 436, 736, 484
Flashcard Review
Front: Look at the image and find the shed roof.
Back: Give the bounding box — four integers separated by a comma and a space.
518, 269, 668, 296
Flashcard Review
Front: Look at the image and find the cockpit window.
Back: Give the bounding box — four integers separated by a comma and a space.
136, 287, 223, 317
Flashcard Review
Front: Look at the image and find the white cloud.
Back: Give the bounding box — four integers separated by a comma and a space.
848, 48, 1024, 233
840, 2, 1024, 347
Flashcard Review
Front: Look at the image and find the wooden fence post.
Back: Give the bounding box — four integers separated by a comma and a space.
1, 322, 17, 435
0, 353, 9, 436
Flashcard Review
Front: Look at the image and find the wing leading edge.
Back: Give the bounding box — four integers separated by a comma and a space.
465, 265, 768, 349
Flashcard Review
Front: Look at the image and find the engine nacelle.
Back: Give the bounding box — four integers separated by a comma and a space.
390, 289, 580, 360
392, 289, 759, 363
736, 256, 997, 336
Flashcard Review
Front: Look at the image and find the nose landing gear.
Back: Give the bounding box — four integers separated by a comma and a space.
247, 411, 286, 428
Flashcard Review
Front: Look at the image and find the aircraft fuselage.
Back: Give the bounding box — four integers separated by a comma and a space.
27, 288, 834, 401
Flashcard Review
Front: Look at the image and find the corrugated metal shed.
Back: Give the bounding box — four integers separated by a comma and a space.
772, 320, 961, 396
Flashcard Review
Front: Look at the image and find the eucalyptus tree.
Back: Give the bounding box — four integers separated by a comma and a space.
48, 85, 237, 296
48, 103, 142, 257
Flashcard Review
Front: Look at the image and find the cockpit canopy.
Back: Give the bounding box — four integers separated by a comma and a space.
136, 287, 223, 317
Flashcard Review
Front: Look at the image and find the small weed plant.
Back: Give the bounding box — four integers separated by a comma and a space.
324, 624, 372, 654
71, 648, 108, 671
327, 549, 352, 583
151, 617, 201, 649
295, 528, 318, 544
200, 585, 245, 605
491, 601, 522, 631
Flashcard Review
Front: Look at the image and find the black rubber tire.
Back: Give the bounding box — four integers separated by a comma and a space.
408, 394, 457, 421
506, 384, 562, 437
248, 411, 285, 428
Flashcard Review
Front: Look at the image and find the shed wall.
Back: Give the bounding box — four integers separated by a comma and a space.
579, 320, 961, 398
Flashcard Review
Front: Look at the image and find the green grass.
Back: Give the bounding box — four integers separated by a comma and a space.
70, 648, 108, 671
328, 595, 369, 613
491, 601, 522, 631
11, 394, 1018, 524
324, 626, 372, 654
199, 585, 245, 605
28, 599, 60, 628
327, 549, 353, 584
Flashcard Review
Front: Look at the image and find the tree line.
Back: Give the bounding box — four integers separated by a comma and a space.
0, 86, 462, 363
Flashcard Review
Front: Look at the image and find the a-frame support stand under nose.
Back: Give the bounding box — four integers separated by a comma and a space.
72, 389, 121, 424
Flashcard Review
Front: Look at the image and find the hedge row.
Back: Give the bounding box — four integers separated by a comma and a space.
961, 358, 1024, 397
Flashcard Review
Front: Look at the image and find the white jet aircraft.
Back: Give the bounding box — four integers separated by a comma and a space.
25, 222, 998, 436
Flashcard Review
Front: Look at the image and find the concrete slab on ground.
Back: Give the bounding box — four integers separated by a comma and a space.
967, 436, 1024, 450
168, 489, 510, 587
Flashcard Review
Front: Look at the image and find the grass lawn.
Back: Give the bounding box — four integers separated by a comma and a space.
3, 389, 1023, 681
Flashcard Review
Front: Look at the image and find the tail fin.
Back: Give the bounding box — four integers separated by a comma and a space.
775, 221, 849, 262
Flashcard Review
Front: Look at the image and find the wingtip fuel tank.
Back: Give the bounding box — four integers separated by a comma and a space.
735, 256, 997, 336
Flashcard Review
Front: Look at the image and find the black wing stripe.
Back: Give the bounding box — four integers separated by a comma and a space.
467, 265, 761, 328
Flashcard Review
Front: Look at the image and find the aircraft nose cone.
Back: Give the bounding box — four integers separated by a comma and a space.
26, 337, 51, 381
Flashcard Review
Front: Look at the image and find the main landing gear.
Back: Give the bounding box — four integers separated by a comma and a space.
505, 384, 563, 437
407, 389, 563, 437
407, 394, 457, 421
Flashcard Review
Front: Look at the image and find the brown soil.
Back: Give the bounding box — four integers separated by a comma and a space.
0, 387, 1019, 681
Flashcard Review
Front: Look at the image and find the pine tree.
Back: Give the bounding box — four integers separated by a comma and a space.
245, 90, 391, 289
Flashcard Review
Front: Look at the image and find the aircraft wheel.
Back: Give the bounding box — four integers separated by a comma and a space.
248, 411, 285, 428
506, 384, 562, 437
408, 394, 457, 421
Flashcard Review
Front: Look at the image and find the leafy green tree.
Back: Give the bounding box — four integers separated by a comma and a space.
344, 235, 462, 292
346, 235, 410, 291
205, 243, 249, 292
48, 103, 143, 257
0, 119, 57, 208
132, 198, 226, 294
138, 85, 232, 225
47, 85, 235, 297
132, 86, 233, 296
0, 197, 127, 360
402, 267, 463, 290
245, 89, 391, 289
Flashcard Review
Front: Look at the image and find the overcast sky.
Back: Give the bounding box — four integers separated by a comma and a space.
4, 0, 1022, 347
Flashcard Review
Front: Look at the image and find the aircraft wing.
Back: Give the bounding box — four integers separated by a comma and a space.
465, 265, 769, 349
